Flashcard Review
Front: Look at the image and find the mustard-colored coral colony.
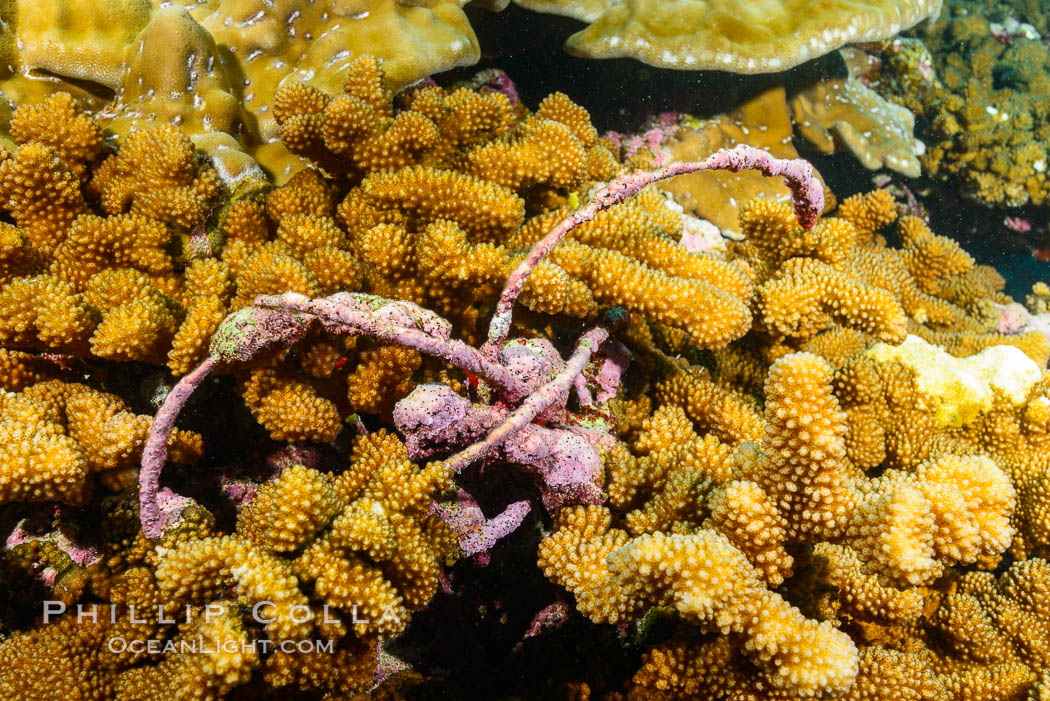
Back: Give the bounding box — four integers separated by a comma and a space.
4, 0, 1050, 698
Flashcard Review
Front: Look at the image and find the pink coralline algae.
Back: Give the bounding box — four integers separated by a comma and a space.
392, 325, 616, 509
995, 302, 1033, 335
429, 490, 531, 565
990, 17, 1041, 45
604, 112, 680, 164
5, 512, 100, 591
460, 68, 521, 106
1004, 216, 1033, 233
519, 600, 572, 647
992, 301, 1050, 343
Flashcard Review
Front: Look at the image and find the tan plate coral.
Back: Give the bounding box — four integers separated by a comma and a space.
515, 0, 944, 72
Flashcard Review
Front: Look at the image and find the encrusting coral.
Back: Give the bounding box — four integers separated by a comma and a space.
2, 45, 1050, 701
790, 55, 926, 179
618, 72, 925, 243
864, 1, 1050, 207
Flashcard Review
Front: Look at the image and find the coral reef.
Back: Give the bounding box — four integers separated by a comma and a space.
618, 67, 926, 241
790, 53, 926, 178
1, 35, 1050, 701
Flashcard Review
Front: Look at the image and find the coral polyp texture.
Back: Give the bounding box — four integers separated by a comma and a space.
1, 42, 1050, 701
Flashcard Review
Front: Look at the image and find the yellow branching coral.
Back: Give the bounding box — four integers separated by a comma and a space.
837, 188, 898, 243
898, 214, 975, 294
0, 348, 59, 391
264, 57, 756, 358
622, 429, 732, 535
524, 189, 752, 302
51, 214, 173, 291
415, 217, 594, 318
624, 637, 1031, 700
346, 345, 422, 417
9, 92, 104, 180
0, 274, 96, 352
0, 380, 200, 505
0, 616, 113, 700
548, 239, 752, 347
654, 365, 763, 445
278, 75, 441, 176
705, 479, 793, 586
0, 142, 87, 254
0, 387, 90, 505
813, 542, 924, 624
168, 259, 233, 375
408, 85, 516, 160
0, 222, 46, 285
847, 457, 1014, 586
750, 352, 859, 540
156, 535, 315, 641
560, 322, 1035, 691
84, 269, 182, 364
237, 465, 344, 552
722, 189, 1039, 364
360, 166, 525, 243
91, 124, 222, 230
538, 505, 859, 696
239, 363, 343, 443
113, 601, 260, 701
152, 430, 451, 659
4, 40, 1050, 701
230, 241, 321, 310
0, 1, 482, 181
465, 116, 590, 192
930, 559, 1050, 682
758, 256, 909, 343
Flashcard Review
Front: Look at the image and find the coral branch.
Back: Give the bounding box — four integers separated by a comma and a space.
254, 292, 526, 398
142, 294, 623, 537
139, 356, 217, 539
485, 144, 823, 351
